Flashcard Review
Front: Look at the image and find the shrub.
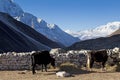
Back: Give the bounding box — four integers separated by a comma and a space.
105, 63, 120, 72
59, 62, 80, 73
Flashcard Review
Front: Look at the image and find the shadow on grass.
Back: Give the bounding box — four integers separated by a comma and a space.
33, 67, 94, 76
57, 64, 96, 75
114, 63, 120, 72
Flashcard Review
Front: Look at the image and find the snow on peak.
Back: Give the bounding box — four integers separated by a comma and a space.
0, 0, 24, 17
0, 0, 79, 46
47, 24, 59, 29
37, 18, 42, 23
10, 0, 14, 2
66, 21, 120, 40
49, 24, 56, 28
95, 21, 120, 31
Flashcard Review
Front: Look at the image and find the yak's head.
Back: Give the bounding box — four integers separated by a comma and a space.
108, 48, 120, 65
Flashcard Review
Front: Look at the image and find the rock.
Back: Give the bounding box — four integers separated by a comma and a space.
56, 71, 72, 77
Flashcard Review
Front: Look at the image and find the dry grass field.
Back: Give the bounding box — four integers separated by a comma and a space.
0, 62, 120, 80
0, 68, 120, 80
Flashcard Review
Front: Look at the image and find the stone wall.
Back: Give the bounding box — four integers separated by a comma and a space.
0, 52, 32, 70
0, 51, 87, 70
53, 52, 87, 67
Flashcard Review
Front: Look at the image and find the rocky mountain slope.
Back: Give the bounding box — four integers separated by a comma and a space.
67, 34, 120, 50
0, 0, 79, 46
109, 29, 120, 37
0, 12, 63, 53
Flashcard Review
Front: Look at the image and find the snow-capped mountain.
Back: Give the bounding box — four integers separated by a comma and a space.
0, 12, 65, 52
66, 22, 120, 40
0, 0, 23, 17
0, 0, 79, 46
18, 13, 79, 46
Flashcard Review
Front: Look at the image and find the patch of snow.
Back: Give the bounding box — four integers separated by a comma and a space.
0, 14, 50, 50
0, 0, 80, 46
66, 21, 120, 40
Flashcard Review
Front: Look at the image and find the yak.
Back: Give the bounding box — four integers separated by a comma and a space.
31, 51, 55, 74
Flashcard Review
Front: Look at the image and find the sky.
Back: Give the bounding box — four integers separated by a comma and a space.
14, 0, 120, 31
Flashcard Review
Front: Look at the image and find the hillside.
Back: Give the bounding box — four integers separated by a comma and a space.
67, 34, 120, 50
0, 0, 79, 46
109, 29, 120, 37
0, 12, 63, 53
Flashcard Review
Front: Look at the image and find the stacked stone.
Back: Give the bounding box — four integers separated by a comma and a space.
0, 52, 32, 70
53, 52, 87, 67
0, 50, 87, 70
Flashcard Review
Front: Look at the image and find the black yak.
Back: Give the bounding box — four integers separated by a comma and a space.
31, 51, 55, 74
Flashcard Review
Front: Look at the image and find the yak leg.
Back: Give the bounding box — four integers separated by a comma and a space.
86, 55, 91, 70
90, 59, 94, 71
32, 64, 36, 74
101, 61, 106, 71
41, 64, 44, 72
44, 64, 47, 72
41, 64, 47, 72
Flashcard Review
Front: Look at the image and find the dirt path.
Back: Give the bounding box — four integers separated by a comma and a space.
0, 69, 120, 80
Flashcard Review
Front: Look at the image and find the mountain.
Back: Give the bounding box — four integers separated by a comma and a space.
0, 0, 79, 46
67, 34, 120, 50
67, 22, 120, 50
66, 22, 120, 40
0, 0, 23, 17
109, 29, 120, 37
0, 12, 63, 53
